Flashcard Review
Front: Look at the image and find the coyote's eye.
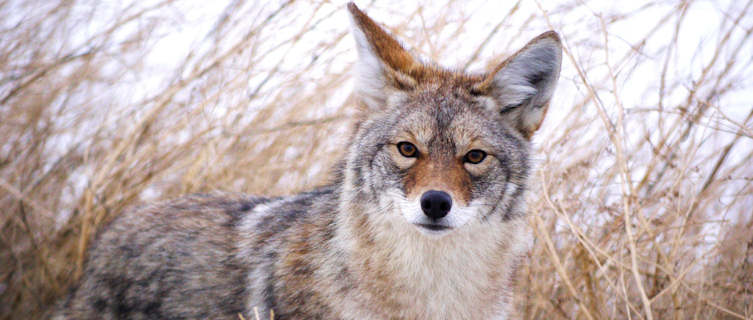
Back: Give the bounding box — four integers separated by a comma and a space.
397, 142, 418, 158
464, 149, 487, 164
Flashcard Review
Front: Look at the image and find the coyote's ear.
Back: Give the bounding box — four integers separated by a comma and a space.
478, 31, 562, 138
347, 3, 421, 111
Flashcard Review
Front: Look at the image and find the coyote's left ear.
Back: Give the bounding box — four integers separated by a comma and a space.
348, 2, 422, 112
477, 31, 562, 138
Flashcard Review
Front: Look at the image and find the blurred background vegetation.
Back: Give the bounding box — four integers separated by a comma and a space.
1, 0, 751, 318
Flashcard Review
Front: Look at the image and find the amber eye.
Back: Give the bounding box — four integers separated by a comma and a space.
397, 142, 418, 158
464, 149, 487, 164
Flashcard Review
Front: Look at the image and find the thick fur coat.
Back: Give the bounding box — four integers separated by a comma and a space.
54, 3, 562, 319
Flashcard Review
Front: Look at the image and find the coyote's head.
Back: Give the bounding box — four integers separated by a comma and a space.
343, 3, 562, 236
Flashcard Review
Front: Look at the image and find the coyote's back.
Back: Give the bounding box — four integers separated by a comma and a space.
55, 3, 562, 319
54, 195, 256, 319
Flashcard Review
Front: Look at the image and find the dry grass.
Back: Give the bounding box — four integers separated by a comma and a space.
1, 0, 751, 319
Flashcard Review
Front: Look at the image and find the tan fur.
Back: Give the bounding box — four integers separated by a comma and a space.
404, 155, 472, 205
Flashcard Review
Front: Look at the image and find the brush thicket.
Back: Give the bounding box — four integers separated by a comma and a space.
1, 1, 751, 319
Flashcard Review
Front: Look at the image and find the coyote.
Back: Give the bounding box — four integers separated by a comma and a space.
55, 3, 561, 319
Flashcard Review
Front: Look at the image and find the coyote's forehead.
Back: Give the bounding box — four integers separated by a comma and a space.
392, 84, 510, 158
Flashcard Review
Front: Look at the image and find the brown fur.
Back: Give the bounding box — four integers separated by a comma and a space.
404, 155, 472, 205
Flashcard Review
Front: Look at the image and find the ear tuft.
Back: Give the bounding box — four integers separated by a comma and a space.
485, 31, 562, 138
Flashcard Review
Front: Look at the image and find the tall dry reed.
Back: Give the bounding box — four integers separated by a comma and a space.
1, 0, 751, 318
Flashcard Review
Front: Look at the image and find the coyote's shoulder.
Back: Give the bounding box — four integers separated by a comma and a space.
55, 2, 562, 319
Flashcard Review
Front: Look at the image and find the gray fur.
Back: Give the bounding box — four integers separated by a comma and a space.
54, 3, 561, 319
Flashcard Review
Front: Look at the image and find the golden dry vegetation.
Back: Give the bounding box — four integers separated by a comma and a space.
1, 0, 751, 319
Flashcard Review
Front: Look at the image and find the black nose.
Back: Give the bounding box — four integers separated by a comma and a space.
420, 190, 452, 220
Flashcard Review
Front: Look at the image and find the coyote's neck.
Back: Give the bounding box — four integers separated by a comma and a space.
335, 200, 528, 319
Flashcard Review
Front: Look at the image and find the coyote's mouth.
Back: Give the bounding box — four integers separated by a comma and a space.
415, 223, 451, 231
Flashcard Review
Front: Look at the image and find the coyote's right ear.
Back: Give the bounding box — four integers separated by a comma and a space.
348, 3, 421, 111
